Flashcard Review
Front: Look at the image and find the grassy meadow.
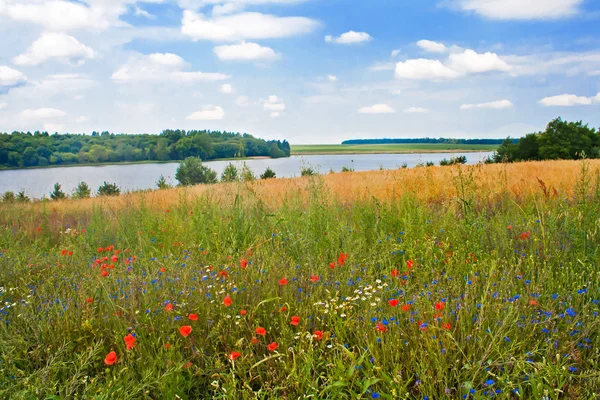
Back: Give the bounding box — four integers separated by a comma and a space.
291, 144, 498, 155
1, 160, 600, 399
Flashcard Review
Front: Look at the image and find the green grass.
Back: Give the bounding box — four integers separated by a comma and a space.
1, 167, 599, 399
291, 144, 498, 154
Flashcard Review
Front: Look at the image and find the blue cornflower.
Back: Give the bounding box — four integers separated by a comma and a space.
371, 393, 380, 399
485, 379, 494, 386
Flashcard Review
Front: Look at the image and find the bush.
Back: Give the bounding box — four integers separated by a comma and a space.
50, 183, 66, 200
240, 163, 255, 182
440, 156, 467, 166
73, 182, 92, 199
341, 166, 354, 172
175, 157, 218, 186
426, 162, 435, 167
221, 163, 239, 183
97, 182, 120, 197
2, 191, 15, 203
156, 175, 173, 190
260, 167, 277, 179
16, 191, 30, 203
300, 166, 316, 176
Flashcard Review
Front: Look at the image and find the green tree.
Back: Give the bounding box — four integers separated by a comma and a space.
22, 146, 39, 167
260, 167, 277, 179
156, 175, 173, 190
175, 157, 218, 186
221, 163, 239, 182
97, 182, 120, 197
50, 183, 67, 200
538, 118, 596, 160
240, 162, 255, 182
16, 190, 30, 203
73, 182, 92, 199
268, 142, 286, 158
2, 191, 16, 202
516, 133, 540, 161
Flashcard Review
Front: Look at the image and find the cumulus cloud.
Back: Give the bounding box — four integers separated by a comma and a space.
9, 74, 96, 99
447, 49, 511, 74
182, 10, 318, 41
13, 33, 95, 66
391, 49, 401, 58
186, 105, 225, 120
327, 75, 338, 82
395, 59, 460, 80
220, 83, 233, 93
460, 100, 514, 110
213, 41, 281, 61
112, 53, 230, 83
452, 0, 583, 20
0, 65, 27, 86
538, 93, 598, 107
20, 108, 67, 119
358, 104, 395, 114
417, 40, 447, 53
263, 95, 285, 111
325, 31, 373, 44
403, 107, 429, 113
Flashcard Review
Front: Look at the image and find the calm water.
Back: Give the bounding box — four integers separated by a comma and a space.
0, 152, 492, 199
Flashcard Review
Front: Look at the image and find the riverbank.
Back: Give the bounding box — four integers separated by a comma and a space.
291, 144, 497, 155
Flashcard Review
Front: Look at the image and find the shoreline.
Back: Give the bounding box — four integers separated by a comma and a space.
291, 149, 494, 155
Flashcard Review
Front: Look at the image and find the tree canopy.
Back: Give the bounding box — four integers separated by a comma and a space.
0, 129, 290, 169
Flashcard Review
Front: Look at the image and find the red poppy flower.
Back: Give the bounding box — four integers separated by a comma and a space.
184, 361, 193, 369
100, 270, 109, 277
337, 253, 348, 266
442, 322, 451, 330
529, 299, 538, 306
179, 326, 192, 337
229, 351, 241, 360
375, 322, 386, 333
160, 267, 166, 273
251, 337, 260, 345
267, 342, 278, 351
406, 260, 414, 269
310, 275, 319, 282
218, 270, 229, 278
329, 262, 336, 269
188, 313, 198, 321
507, 225, 512, 230
68, 251, 73, 256
401, 304, 411, 312
240, 309, 247, 315
36, 227, 41, 232
391, 269, 400, 277
255, 327, 266, 336
104, 351, 117, 365
290, 316, 300, 326
165, 303, 174, 311
223, 296, 233, 307
435, 302, 445, 311
164, 343, 172, 349
240, 258, 248, 269
388, 299, 399, 307
111, 255, 118, 262
279, 306, 288, 312
86, 297, 93, 304
313, 330, 323, 341
124, 334, 136, 350
61, 249, 67, 256
278, 278, 288, 286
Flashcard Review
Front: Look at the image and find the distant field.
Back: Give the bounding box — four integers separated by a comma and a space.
291, 143, 498, 154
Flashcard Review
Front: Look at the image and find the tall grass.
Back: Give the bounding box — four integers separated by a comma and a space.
0, 160, 599, 399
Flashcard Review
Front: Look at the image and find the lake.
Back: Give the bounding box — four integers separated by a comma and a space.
0, 152, 492, 199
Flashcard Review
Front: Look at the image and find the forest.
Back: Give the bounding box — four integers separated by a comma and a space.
0, 129, 290, 169
342, 138, 509, 145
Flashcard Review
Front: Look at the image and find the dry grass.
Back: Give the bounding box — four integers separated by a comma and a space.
3, 160, 599, 223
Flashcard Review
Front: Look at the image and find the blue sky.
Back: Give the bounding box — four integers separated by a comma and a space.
0, 0, 599, 144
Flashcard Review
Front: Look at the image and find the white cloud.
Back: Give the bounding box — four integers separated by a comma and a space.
10, 74, 96, 99
213, 41, 281, 61
417, 40, 447, 53
270, 111, 280, 118
0, 102, 7, 111
112, 53, 230, 83
13, 32, 95, 66
327, 75, 338, 82
391, 49, 401, 58
0, 65, 27, 86
460, 100, 514, 110
325, 31, 372, 45
134, 6, 154, 18
186, 105, 225, 120
235, 95, 250, 106
263, 95, 285, 111
182, 10, 318, 41
358, 104, 395, 114
453, 0, 583, 20
20, 108, 67, 119
395, 59, 460, 80
403, 107, 429, 113
369, 62, 395, 72
538, 94, 597, 107
220, 83, 233, 93
447, 49, 511, 74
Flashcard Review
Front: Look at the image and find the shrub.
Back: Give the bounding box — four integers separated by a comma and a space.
240, 163, 255, 182
156, 175, 173, 190
221, 163, 239, 183
97, 182, 120, 197
175, 157, 218, 186
50, 183, 66, 200
73, 182, 92, 199
341, 166, 354, 172
16, 191, 30, 203
2, 191, 16, 203
301, 166, 316, 176
426, 161, 435, 167
260, 167, 277, 179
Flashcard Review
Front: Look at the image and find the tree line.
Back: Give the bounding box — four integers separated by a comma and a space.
0, 129, 291, 169
342, 138, 509, 145
492, 118, 599, 163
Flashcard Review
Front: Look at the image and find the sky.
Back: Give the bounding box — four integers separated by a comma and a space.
0, 0, 600, 144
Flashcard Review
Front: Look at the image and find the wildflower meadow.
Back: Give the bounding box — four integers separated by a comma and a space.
1, 160, 600, 399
